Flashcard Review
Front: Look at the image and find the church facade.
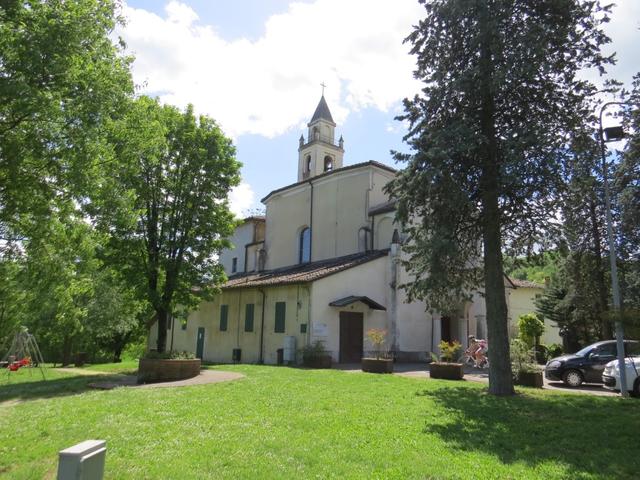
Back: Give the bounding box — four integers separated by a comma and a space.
149, 96, 560, 364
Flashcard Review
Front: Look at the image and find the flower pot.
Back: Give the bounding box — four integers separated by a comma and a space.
361, 357, 394, 374
303, 354, 332, 369
137, 358, 201, 384
429, 362, 464, 380
515, 370, 543, 388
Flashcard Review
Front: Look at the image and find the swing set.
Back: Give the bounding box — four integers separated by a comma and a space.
1, 327, 47, 381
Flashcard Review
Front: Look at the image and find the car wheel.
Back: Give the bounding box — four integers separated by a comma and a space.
562, 369, 584, 387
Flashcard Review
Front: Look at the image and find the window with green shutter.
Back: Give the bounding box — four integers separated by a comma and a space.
219, 304, 228, 331
245, 303, 254, 332
274, 302, 286, 333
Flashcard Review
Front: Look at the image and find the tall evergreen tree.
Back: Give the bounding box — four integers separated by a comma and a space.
388, 0, 613, 395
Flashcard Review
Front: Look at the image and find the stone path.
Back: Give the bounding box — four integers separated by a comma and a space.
337, 362, 617, 396
86, 369, 245, 390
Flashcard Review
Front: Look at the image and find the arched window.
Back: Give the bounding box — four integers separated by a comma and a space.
324, 156, 333, 172
305, 155, 311, 172
299, 227, 311, 263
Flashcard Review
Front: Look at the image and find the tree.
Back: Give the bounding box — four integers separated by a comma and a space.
517, 313, 544, 348
0, 0, 132, 229
90, 97, 241, 352
617, 74, 640, 315
387, 0, 613, 395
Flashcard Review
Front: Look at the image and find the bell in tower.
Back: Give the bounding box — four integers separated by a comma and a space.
297, 93, 344, 181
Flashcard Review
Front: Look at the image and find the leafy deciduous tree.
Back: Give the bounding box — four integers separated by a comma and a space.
90, 97, 241, 352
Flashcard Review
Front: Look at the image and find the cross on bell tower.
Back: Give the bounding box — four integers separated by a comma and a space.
297, 89, 344, 181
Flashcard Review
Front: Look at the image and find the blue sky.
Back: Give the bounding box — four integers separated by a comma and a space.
121, 0, 639, 215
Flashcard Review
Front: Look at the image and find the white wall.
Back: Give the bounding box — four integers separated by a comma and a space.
310, 257, 388, 361
219, 222, 255, 275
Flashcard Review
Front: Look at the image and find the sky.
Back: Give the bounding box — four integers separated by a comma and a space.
119, 0, 640, 216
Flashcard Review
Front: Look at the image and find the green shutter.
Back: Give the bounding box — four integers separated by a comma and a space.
300, 323, 307, 334
245, 304, 254, 332
220, 305, 228, 331
274, 302, 286, 333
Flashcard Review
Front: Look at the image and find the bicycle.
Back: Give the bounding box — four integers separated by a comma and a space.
458, 350, 489, 369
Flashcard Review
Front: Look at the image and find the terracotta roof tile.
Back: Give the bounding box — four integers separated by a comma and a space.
507, 277, 544, 289
223, 250, 388, 289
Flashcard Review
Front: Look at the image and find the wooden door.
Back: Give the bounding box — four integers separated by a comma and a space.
196, 327, 205, 360
441, 316, 452, 343
339, 312, 363, 363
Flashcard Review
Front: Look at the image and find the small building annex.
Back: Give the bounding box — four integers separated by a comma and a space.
148, 95, 561, 364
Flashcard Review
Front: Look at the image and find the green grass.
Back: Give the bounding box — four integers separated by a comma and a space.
79, 360, 139, 374
0, 366, 638, 479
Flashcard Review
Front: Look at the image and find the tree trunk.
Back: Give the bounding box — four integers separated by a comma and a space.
61, 335, 73, 367
478, 3, 514, 396
482, 195, 515, 396
156, 307, 168, 353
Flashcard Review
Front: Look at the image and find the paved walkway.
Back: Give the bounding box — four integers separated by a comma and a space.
55, 368, 245, 390
337, 362, 617, 396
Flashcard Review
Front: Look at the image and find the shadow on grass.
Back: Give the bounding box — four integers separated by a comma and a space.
0, 373, 121, 403
417, 386, 639, 479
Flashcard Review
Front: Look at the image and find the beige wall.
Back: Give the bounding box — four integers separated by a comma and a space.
310, 257, 388, 361
219, 221, 264, 275
148, 286, 310, 365
508, 286, 562, 345
264, 165, 396, 270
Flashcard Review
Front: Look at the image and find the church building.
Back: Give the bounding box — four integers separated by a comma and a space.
149, 95, 560, 363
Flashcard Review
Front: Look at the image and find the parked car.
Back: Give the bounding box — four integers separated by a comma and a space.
544, 340, 639, 387
602, 357, 640, 396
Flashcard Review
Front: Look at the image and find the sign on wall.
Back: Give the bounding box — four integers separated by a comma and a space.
312, 323, 328, 337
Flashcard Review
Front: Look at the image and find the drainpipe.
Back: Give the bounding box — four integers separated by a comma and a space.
308, 179, 314, 262
259, 288, 266, 364
389, 229, 400, 355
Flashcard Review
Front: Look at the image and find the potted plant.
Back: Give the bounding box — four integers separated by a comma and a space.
429, 340, 464, 380
361, 328, 394, 373
302, 340, 332, 369
510, 339, 543, 388
137, 350, 201, 384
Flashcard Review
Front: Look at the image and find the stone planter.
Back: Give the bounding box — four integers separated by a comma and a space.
429, 362, 464, 380
515, 370, 543, 388
137, 358, 201, 384
362, 358, 394, 374
303, 354, 332, 369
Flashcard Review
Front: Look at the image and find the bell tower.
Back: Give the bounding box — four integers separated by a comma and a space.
298, 94, 344, 181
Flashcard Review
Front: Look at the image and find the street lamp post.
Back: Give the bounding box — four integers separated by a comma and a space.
598, 101, 630, 398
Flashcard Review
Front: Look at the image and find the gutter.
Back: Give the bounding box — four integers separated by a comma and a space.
259, 288, 266, 364
308, 179, 314, 262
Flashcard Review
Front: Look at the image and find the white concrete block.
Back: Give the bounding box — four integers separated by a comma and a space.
57, 440, 106, 480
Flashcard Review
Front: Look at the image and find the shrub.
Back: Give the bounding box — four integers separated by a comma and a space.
301, 340, 329, 359
534, 344, 548, 364
547, 343, 563, 359
144, 350, 195, 360
438, 340, 462, 363
510, 339, 538, 378
366, 328, 388, 360
517, 313, 545, 347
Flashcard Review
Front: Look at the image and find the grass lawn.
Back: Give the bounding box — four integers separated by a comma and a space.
0, 365, 638, 479
79, 360, 139, 374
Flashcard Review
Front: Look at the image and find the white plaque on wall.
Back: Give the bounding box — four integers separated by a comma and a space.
312, 323, 328, 337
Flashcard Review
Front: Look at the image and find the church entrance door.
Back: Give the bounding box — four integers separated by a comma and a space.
339, 312, 363, 363
441, 316, 452, 343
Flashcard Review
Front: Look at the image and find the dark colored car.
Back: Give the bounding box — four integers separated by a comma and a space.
544, 340, 639, 387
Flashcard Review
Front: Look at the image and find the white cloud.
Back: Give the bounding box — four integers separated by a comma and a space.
118, 0, 423, 138
229, 182, 256, 218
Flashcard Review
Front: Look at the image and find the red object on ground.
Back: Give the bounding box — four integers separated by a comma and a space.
6, 358, 30, 371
